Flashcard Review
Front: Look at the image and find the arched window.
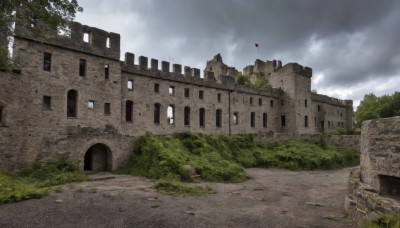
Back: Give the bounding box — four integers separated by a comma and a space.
199, 108, 205, 127
216, 109, 222, 127
184, 106, 191, 126
154, 103, 161, 124
167, 105, 175, 124
67, 90, 78, 117
126, 100, 133, 122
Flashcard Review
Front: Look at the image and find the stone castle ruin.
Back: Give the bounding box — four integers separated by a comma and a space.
0, 19, 353, 172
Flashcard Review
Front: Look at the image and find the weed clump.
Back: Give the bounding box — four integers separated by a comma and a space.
0, 157, 88, 203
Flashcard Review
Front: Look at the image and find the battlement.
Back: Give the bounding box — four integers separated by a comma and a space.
14, 19, 120, 60
122, 52, 242, 91
311, 93, 352, 107
276, 62, 312, 77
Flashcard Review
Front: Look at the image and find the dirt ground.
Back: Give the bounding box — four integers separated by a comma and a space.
0, 168, 356, 228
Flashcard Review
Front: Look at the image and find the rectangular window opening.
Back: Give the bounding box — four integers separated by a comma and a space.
233, 112, 239, 125
43, 96, 51, 109
318, 105, 321, 112
184, 88, 190, 98
104, 64, 109, 79
169, 86, 175, 96
0, 106, 3, 123
106, 37, 110, 48
79, 59, 86, 76
104, 103, 111, 115
199, 90, 204, 100
270, 100, 274, 107
88, 100, 94, 109
83, 33, 90, 43
154, 83, 160, 93
259, 98, 262, 106
250, 97, 253, 105
263, 113, 267, 128
305, 116, 308, 128
305, 99, 308, 107
281, 115, 286, 127
199, 108, 205, 127
251, 112, 255, 128
127, 80, 133, 90
43, 52, 51, 71
216, 109, 222, 127
218, 93, 222, 102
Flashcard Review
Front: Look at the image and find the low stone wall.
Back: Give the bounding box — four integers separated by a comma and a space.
345, 116, 400, 224
346, 168, 400, 223
254, 133, 360, 150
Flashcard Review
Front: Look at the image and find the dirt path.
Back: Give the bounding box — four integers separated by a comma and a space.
0, 168, 356, 228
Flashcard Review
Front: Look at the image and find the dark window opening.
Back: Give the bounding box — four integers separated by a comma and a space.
154, 103, 161, 124
340, 113, 343, 117
43, 96, 51, 109
184, 88, 190, 98
259, 98, 262, 106
281, 115, 286, 127
328, 121, 331, 128
233, 112, 239, 125
199, 90, 204, 99
218, 93, 221, 102
104, 103, 111, 115
199, 108, 205, 127
167, 105, 175, 124
216, 109, 222, 127
270, 100, 274, 107
281, 100, 284, 106
250, 97, 253, 105
251, 112, 255, 128
154, 83, 159, 93
263, 113, 267, 128
184, 106, 191, 126
305, 116, 308, 127
379, 175, 400, 199
43, 52, 51, 71
305, 99, 308, 107
318, 105, 321, 112
67, 90, 78, 118
126, 100, 133, 122
79, 59, 86, 76
104, 64, 109, 79
0, 106, 3, 123
321, 121, 325, 130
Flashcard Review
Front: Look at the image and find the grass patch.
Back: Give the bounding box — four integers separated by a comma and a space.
0, 158, 88, 203
361, 211, 400, 228
118, 132, 360, 196
155, 177, 216, 196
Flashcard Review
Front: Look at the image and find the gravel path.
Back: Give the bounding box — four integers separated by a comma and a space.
0, 168, 356, 228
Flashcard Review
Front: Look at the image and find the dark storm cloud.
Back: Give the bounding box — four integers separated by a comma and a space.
76, 0, 400, 105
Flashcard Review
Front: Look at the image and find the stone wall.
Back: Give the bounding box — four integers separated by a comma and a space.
346, 117, 400, 224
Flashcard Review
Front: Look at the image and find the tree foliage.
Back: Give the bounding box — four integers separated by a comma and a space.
236, 72, 271, 89
236, 72, 251, 86
355, 92, 400, 127
0, 0, 83, 69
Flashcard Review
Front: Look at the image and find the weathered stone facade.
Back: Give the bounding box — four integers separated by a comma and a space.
0, 20, 353, 171
346, 117, 400, 223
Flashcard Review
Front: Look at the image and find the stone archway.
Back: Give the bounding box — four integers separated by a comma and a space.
84, 143, 112, 172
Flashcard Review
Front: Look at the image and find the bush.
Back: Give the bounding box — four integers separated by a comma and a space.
362, 211, 400, 228
155, 176, 215, 196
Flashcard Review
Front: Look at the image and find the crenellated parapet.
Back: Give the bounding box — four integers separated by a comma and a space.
14, 19, 120, 60
122, 52, 239, 91
311, 93, 352, 107
276, 62, 312, 77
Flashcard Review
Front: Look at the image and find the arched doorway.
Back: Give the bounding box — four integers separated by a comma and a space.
84, 144, 112, 172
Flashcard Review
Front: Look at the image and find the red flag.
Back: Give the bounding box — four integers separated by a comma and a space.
255, 43, 259, 47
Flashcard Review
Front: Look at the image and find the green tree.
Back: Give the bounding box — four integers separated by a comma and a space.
0, 0, 83, 69
355, 92, 400, 127
252, 72, 271, 89
236, 72, 251, 86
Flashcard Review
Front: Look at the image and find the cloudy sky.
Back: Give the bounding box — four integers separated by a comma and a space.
75, 0, 400, 109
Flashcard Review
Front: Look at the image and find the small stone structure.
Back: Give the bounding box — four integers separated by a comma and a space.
0, 18, 353, 171
346, 117, 400, 223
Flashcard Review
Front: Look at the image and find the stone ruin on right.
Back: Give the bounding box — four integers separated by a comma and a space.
346, 116, 400, 223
